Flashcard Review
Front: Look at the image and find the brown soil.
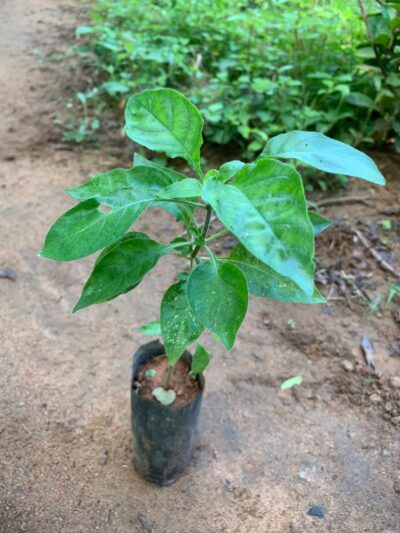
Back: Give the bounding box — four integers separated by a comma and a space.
1, 1, 400, 532
135, 355, 201, 407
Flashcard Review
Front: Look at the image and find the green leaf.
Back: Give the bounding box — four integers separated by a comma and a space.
355, 46, 376, 59
125, 88, 204, 176
66, 166, 171, 201
157, 178, 201, 199
153, 387, 176, 406
40, 190, 153, 261
261, 131, 385, 185
217, 160, 246, 183
346, 92, 377, 110
140, 321, 161, 336
189, 342, 210, 378
187, 259, 248, 350
202, 159, 315, 295
74, 233, 168, 311
161, 280, 204, 366
280, 376, 303, 390
226, 244, 325, 304
307, 211, 332, 235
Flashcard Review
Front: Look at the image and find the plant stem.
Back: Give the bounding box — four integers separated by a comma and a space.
205, 228, 229, 242
204, 244, 218, 269
357, 0, 387, 79
191, 205, 213, 262
163, 364, 174, 390
157, 198, 207, 209
167, 240, 195, 250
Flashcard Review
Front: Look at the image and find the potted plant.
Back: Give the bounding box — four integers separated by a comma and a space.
40, 88, 385, 485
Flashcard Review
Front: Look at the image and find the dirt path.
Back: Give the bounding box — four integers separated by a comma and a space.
1, 2, 400, 532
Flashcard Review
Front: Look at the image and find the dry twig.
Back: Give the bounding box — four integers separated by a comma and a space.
353, 228, 400, 278
315, 195, 371, 207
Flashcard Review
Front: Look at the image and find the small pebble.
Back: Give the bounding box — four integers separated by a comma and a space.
137, 513, 153, 533
98, 451, 109, 466
390, 377, 400, 389
342, 360, 354, 372
307, 505, 326, 518
223, 479, 232, 489
384, 402, 393, 413
393, 480, 400, 493
0, 267, 16, 281
370, 393, 382, 404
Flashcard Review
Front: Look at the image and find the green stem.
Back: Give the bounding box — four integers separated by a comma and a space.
205, 228, 229, 243
157, 198, 207, 209
163, 364, 174, 390
168, 240, 195, 250
191, 205, 213, 262
204, 244, 218, 269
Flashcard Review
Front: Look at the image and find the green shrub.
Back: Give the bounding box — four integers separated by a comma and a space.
354, 0, 400, 150
69, 0, 399, 156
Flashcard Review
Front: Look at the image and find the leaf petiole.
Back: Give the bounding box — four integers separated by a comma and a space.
191, 205, 213, 262
156, 198, 206, 209
205, 228, 229, 243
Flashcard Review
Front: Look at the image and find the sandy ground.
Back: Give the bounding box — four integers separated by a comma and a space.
1, 1, 400, 532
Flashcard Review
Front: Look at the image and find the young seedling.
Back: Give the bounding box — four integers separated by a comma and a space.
40, 88, 385, 406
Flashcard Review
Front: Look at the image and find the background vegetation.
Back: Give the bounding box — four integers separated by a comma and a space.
64, 0, 400, 162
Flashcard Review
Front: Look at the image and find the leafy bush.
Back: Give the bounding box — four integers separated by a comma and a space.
354, 0, 400, 150
41, 89, 385, 403
69, 0, 399, 155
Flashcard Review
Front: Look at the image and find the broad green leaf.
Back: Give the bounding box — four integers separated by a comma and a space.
140, 321, 161, 336
190, 342, 210, 378
153, 387, 176, 405
261, 131, 385, 185
226, 244, 325, 304
368, 13, 392, 46
125, 88, 204, 176
66, 166, 171, 201
187, 259, 248, 350
346, 92, 377, 110
355, 47, 376, 59
40, 190, 154, 261
161, 280, 204, 366
157, 178, 201, 199
217, 160, 246, 183
280, 376, 303, 390
74, 232, 169, 311
307, 211, 333, 235
202, 159, 315, 295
